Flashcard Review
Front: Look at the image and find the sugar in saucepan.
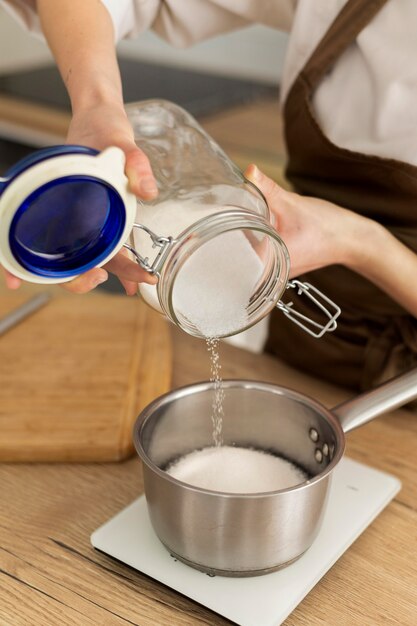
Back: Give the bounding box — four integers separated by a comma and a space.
166, 446, 307, 493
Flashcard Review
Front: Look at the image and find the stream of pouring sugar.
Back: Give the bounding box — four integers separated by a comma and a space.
170, 229, 264, 446
206, 337, 224, 447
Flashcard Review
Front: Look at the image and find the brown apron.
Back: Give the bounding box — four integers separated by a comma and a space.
267, 0, 417, 390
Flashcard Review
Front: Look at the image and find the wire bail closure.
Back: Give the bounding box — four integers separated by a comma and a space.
123, 223, 175, 276
276, 280, 341, 338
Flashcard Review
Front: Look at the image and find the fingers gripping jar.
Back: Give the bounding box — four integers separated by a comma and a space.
125, 100, 340, 339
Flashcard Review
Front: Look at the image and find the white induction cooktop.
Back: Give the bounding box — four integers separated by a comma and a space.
91, 457, 400, 626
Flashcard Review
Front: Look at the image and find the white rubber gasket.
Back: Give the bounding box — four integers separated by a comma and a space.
0, 147, 136, 283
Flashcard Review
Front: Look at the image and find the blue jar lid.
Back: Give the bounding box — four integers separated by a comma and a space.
0, 145, 136, 283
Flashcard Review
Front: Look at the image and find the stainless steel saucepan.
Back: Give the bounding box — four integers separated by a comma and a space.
133, 369, 417, 577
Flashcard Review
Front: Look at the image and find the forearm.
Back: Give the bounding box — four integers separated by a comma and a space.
248, 166, 417, 319
37, 0, 123, 113
344, 218, 417, 317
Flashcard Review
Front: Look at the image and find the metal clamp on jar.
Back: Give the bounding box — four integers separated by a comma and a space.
0, 100, 340, 339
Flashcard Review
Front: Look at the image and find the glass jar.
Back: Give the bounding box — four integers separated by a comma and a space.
125, 100, 340, 339
0, 99, 340, 339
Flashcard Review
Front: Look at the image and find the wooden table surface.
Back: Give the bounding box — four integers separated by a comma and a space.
1, 307, 416, 626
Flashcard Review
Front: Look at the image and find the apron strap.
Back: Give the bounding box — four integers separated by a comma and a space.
301, 0, 389, 89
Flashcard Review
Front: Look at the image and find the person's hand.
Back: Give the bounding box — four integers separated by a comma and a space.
2, 269, 24, 290
67, 101, 158, 199
65, 101, 158, 295
245, 164, 370, 277
2, 102, 158, 295
4, 0, 159, 295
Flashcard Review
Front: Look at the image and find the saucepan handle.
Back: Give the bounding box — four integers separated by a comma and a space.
332, 368, 417, 433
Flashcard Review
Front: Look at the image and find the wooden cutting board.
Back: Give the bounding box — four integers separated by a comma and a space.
0, 291, 172, 462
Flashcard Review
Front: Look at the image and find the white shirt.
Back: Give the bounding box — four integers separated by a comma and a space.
2, 0, 417, 167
